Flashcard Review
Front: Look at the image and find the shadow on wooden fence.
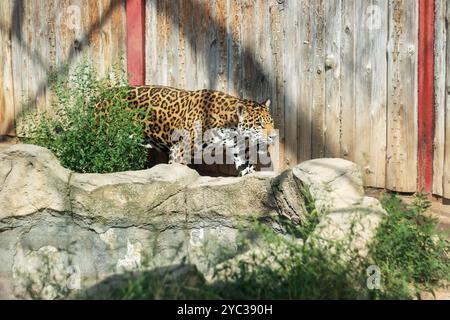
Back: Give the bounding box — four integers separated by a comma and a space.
0, 0, 123, 137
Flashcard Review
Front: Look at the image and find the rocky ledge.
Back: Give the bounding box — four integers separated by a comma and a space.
0, 144, 386, 299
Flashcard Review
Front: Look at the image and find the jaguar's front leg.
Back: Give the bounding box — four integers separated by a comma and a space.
238, 164, 255, 176
169, 143, 189, 165
233, 148, 254, 177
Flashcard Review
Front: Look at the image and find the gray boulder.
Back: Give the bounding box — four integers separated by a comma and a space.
0, 144, 306, 299
0, 144, 71, 220
293, 158, 387, 257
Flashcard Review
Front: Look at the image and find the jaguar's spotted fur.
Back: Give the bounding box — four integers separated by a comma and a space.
96, 85, 276, 175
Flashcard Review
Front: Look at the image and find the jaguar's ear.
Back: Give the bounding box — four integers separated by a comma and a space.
236, 103, 246, 120
264, 99, 271, 108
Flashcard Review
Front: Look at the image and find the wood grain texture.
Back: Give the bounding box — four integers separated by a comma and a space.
444, 0, 450, 199
310, 0, 326, 160
268, 0, 285, 172
0, 0, 15, 136
339, 0, 355, 161
228, 0, 243, 97
283, 0, 300, 168
354, 0, 388, 188
0, 0, 126, 135
324, 0, 342, 158
386, 0, 418, 192
297, 0, 313, 164
417, 0, 435, 193
434, 0, 446, 196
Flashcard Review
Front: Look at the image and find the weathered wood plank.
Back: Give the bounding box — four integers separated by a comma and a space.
71, 0, 85, 69
355, 0, 388, 188
269, 0, 284, 172
10, 0, 26, 120
60, 0, 78, 69
215, 0, 228, 93
195, 1, 211, 89
145, 0, 158, 84
32, 0, 46, 112
444, 0, 450, 199
255, 0, 272, 104
177, 0, 187, 89
241, 0, 257, 100
310, 0, 326, 159
0, 0, 15, 136
324, 0, 341, 158
115, 0, 127, 61
386, 0, 418, 192
104, 0, 115, 76
109, 0, 127, 70
433, 0, 446, 196
205, 0, 220, 92
98, 0, 108, 76
23, 0, 33, 111
44, 0, 57, 111
297, 0, 313, 164
339, 0, 355, 161
369, 0, 389, 189
283, 0, 300, 168
227, 0, 243, 97
214, 0, 232, 175
155, 0, 169, 86
166, 0, 179, 87
6, 0, 126, 129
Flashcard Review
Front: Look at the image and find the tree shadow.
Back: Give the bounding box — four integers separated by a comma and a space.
146, 0, 356, 183
146, 0, 285, 175
2, 0, 363, 188
0, 0, 124, 136
80, 263, 207, 299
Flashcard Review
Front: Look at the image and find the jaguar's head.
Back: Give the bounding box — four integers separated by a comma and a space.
236, 99, 277, 144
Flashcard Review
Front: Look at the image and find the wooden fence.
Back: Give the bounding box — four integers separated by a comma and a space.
0, 0, 127, 135
0, 0, 449, 199
145, 0, 421, 192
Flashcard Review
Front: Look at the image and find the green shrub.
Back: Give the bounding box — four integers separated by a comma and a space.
368, 193, 450, 299
205, 224, 366, 300
17, 59, 147, 173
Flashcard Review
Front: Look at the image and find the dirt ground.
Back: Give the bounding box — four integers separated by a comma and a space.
365, 188, 450, 239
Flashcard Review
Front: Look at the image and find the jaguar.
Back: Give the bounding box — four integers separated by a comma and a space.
96, 85, 276, 176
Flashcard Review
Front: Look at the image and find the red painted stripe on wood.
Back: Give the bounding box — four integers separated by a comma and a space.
418, 0, 435, 194
126, 0, 145, 85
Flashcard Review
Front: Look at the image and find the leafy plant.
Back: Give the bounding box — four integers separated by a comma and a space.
17, 58, 147, 173
368, 193, 450, 299
205, 223, 366, 300
297, 184, 321, 238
